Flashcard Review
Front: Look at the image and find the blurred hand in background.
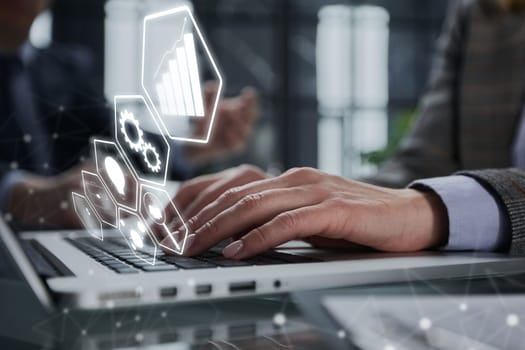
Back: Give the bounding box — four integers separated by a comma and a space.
186, 82, 259, 164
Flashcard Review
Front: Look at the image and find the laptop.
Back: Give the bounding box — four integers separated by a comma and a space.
4, 215, 525, 311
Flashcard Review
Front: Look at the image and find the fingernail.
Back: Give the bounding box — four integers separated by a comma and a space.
183, 234, 196, 254
223, 240, 243, 258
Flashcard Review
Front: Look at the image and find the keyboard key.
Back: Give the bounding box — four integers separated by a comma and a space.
114, 267, 139, 274
160, 256, 197, 264
244, 256, 285, 265
203, 258, 250, 267
172, 260, 217, 269
141, 265, 178, 272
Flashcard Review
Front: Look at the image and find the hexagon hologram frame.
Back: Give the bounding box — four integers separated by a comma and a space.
142, 6, 224, 144
114, 95, 171, 187
72, 192, 104, 241
139, 184, 189, 255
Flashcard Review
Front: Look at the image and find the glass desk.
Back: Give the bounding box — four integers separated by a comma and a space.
2, 271, 525, 350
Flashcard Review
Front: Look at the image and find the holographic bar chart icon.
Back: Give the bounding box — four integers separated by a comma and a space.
155, 32, 205, 117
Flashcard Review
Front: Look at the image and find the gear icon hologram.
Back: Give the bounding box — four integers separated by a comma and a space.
114, 95, 171, 187
142, 142, 161, 173
119, 110, 144, 152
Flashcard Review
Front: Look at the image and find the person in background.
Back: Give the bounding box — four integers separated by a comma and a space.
0, 0, 258, 228
164, 0, 525, 259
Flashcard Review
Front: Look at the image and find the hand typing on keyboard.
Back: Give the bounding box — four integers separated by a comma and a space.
159, 166, 448, 260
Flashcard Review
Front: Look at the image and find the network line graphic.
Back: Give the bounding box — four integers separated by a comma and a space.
72, 6, 222, 262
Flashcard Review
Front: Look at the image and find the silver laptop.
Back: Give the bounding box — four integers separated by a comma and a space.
3, 217, 525, 311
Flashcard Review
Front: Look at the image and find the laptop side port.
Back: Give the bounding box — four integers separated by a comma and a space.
195, 284, 212, 295
160, 287, 177, 299
229, 281, 256, 293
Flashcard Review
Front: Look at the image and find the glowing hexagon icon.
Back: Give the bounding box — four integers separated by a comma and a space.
139, 184, 189, 255
81, 170, 118, 228
142, 6, 223, 143
93, 139, 139, 212
72, 193, 104, 241
118, 208, 158, 265
114, 95, 171, 187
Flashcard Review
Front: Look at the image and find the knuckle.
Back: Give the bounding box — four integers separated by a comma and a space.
249, 227, 267, 246
187, 216, 199, 231
201, 219, 219, 236
218, 187, 242, 204
276, 212, 299, 233
239, 164, 264, 178
237, 193, 264, 211
285, 167, 322, 183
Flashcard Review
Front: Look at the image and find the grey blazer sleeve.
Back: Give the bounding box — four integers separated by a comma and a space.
459, 169, 525, 255
362, 1, 469, 188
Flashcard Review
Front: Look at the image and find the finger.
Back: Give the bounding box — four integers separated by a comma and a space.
183, 187, 324, 256
181, 173, 298, 235
182, 168, 322, 234
182, 165, 266, 219
174, 171, 227, 210
222, 204, 333, 259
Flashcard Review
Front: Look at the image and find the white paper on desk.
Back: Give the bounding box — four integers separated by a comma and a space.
323, 295, 525, 350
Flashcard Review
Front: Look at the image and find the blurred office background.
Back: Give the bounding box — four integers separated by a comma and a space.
37, 0, 449, 178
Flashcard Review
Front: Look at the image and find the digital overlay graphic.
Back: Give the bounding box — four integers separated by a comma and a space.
73, 6, 221, 261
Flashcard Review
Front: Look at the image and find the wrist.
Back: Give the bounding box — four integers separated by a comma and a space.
410, 189, 449, 249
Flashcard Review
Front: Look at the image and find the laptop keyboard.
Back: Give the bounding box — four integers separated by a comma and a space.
67, 237, 321, 274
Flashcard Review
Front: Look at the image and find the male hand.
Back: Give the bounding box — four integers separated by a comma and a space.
185, 82, 259, 164
164, 167, 449, 259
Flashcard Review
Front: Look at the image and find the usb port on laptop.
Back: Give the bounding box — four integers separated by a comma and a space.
229, 281, 256, 293
195, 284, 212, 295
160, 287, 177, 298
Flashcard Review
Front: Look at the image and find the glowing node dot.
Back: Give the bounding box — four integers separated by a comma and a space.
419, 317, 432, 331
88, 269, 94, 275
273, 313, 287, 327
384, 345, 396, 350
28, 188, 34, 195
187, 278, 196, 287
135, 315, 141, 322
62, 308, 69, 315
24, 134, 32, 143
459, 303, 468, 312
161, 311, 167, 318
52, 133, 59, 139
337, 330, 346, 338
81, 329, 87, 336
60, 201, 69, 210
43, 163, 49, 169
106, 300, 115, 309
4, 213, 12, 222
507, 314, 519, 327
115, 321, 121, 328
58, 105, 65, 112
135, 333, 144, 342
38, 217, 45, 224
10, 162, 18, 169
79, 156, 86, 162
